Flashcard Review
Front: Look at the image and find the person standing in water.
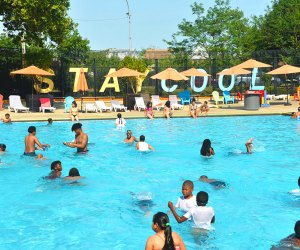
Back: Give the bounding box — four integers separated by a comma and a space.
24, 126, 50, 156
200, 139, 215, 157
64, 123, 88, 153
136, 135, 154, 151
245, 138, 254, 154
124, 130, 138, 144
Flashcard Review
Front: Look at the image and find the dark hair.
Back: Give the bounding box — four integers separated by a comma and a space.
183, 180, 194, 189
0, 144, 6, 151
71, 123, 82, 131
69, 168, 80, 177
48, 118, 53, 123
191, 98, 196, 103
72, 101, 77, 107
153, 212, 175, 250
140, 135, 145, 141
51, 160, 61, 170
146, 102, 152, 108
298, 107, 300, 111
117, 113, 122, 118
295, 220, 300, 238
165, 101, 171, 108
204, 101, 208, 104
5, 113, 10, 117
200, 139, 212, 156
298, 177, 300, 187
28, 126, 36, 133
196, 191, 209, 206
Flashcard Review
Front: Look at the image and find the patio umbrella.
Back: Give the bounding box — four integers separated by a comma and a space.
180, 68, 211, 77
105, 67, 143, 77
217, 66, 251, 75
235, 59, 272, 69
266, 64, 300, 105
10, 65, 55, 110
74, 68, 89, 111
151, 68, 188, 81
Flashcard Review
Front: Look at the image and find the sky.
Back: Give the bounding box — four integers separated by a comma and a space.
69, 0, 272, 50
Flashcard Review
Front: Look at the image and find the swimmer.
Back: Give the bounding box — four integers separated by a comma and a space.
47, 118, 53, 125
36, 153, 45, 160
45, 160, 62, 179
245, 138, 254, 154
115, 113, 126, 127
145, 212, 186, 250
289, 177, 300, 195
69, 101, 79, 121
0, 144, 6, 152
1, 113, 11, 123
200, 139, 215, 157
275, 221, 300, 248
199, 175, 227, 189
174, 180, 197, 213
64, 167, 82, 181
63, 123, 88, 153
136, 135, 154, 151
124, 130, 138, 144
292, 107, 300, 119
24, 126, 50, 156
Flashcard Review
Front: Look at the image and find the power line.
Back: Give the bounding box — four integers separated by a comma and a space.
73, 17, 127, 22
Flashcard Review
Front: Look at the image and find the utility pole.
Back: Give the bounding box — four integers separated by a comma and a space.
125, 0, 132, 53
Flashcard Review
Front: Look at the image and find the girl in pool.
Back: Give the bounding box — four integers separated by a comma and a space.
64, 168, 82, 181
145, 212, 186, 250
69, 101, 79, 121
115, 113, 126, 127
200, 139, 215, 157
145, 102, 155, 119
164, 101, 173, 119
189, 98, 199, 118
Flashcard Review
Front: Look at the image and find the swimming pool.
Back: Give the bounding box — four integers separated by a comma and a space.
0, 115, 299, 249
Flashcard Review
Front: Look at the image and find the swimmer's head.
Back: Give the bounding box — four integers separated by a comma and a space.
5, 113, 10, 118
0, 144, 6, 152
71, 123, 82, 133
140, 135, 145, 142
69, 168, 80, 177
295, 220, 300, 239
48, 118, 53, 124
28, 126, 36, 134
36, 154, 43, 159
152, 212, 171, 231
182, 180, 194, 189
126, 130, 132, 137
182, 180, 194, 198
117, 113, 122, 119
298, 177, 300, 187
196, 191, 209, 206
51, 160, 62, 171
200, 175, 208, 181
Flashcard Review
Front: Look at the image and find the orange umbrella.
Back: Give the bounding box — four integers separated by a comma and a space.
11, 65, 54, 76
180, 68, 211, 77
217, 66, 251, 75
151, 68, 188, 80
266, 64, 300, 75
75, 68, 89, 93
235, 59, 272, 69
105, 67, 142, 77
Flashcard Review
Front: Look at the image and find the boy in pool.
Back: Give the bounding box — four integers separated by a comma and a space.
199, 175, 226, 189
46, 161, 62, 179
124, 130, 138, 144
168, 191, 215, 230
136, 135, 154, 151
245, 138, 254, 154
47, 118, 53, 125
24, 126, 50, 156
0, 144, 6, 152
64, 123, 88, 153
1, 113, 11, 123
275, 221, 300, 248
174, 180, 197, 213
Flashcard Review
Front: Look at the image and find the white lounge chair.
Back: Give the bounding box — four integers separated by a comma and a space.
84, 103, 97, 113
39, 98, 56, 113
274, 94, 288, 100
8, 95, 30, 113
134, 97, 146, 111
169, 95, 184, 110
95, 101, 112, 113
151, 95, 164, 111
111, 100, 127, 112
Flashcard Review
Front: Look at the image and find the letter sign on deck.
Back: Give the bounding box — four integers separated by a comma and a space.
99, 68, 120, 93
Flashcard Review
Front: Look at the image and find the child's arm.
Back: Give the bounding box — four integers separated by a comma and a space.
168, 201, 188, 223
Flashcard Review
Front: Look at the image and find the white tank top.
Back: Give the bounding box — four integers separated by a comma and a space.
138, 142, 149, 151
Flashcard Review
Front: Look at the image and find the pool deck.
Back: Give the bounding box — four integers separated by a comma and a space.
0, 98, 298, 122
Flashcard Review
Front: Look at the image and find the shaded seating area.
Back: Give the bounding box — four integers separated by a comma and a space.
39, 98, 56, 113
84, 103, 97, 113
151, 95, 164, 111
223, 91, 235, 104
179, 90, 191, 105
212, 91, 224, 105
8, 95, 30, 113
95, 101, 112, 112
169, 95, 184, 110
111, 100, 127, 112
134, 97, 146, 111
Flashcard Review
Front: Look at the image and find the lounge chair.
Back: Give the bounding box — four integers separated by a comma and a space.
179, 90, 191, 105
134, 97, 146, 111
169, 95, 184, 110
95, 101, 112, 113
151, 95, 164, 111
8, 95, 30, 113
237, 92, 243, 101
274, 94, 288, 100
64, 96, 74, 113
0, 94, 3, 110
84, 103, 97, 113
212, 91, 224, 105
39, 98, 56, 113
223, 91, 235, 104
111, 100, 127, 112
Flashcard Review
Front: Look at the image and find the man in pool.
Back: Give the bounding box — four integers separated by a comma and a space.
274, 221, 300, 248
64, 123, 88, 153
124, 130, 138, 144
199, 175, 227, 189
24, 126, 50, 156
136, 135, 154, 152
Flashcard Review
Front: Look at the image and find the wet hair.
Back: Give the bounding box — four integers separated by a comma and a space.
28, 126, 36, 133
146, 102, 152, 108
69, 168, 80, 177
117, 113, 122, 118
183, 180, 194, 189
48, 118, 53, 123
51, 160, 61, 170
200, 139, 212, 156
0, 144, 6, 151
71, 123, 82, 132
295, 220, 300, 239
152, 212, 175, 250
200, 175, 208, 180
298, 177, 300, 187
72, 101, 77, 107
140, 135, 145, 141
5, 113, 10, 117
36, 154, 43, 159
117, 113, 123, 125
165, 101, 171, 108
196, 191, 209, 206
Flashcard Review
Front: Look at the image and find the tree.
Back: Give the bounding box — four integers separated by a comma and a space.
0, 0, 74, 46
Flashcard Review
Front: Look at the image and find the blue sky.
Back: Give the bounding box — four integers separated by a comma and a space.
69, 0, 272, 50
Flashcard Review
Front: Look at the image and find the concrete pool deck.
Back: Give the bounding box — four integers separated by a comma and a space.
0, 98, 298, 122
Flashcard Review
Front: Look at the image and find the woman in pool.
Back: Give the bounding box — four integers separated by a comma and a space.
189, 98, 199, 118
69, 101, 79, 121
145, 102, 155, 119
200, 139, 215, 157
145, 212, 186, 250
115, 113, 126, 127
64, 168, 82, 181
164, 101, 173, 119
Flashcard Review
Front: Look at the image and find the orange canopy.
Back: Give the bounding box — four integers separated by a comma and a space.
217, 66, 251, 75
235, 59, 271, 69
180, 68, 211, 77
266, 64, 300, 75
151, 68, 188, 81
105, 67, 142, 77
76, 68, 89, 93
10, 65, 54, 76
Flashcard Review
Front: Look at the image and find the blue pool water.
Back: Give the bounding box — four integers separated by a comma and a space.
0, 116, 299, 250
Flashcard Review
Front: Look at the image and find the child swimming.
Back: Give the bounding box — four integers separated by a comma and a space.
64, 168, 82, 181
45, 161, 62, 180
136, 135, 154, 152
199, 175, 227, 189
200, 139, 215, 157
174, 180, 197, 213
